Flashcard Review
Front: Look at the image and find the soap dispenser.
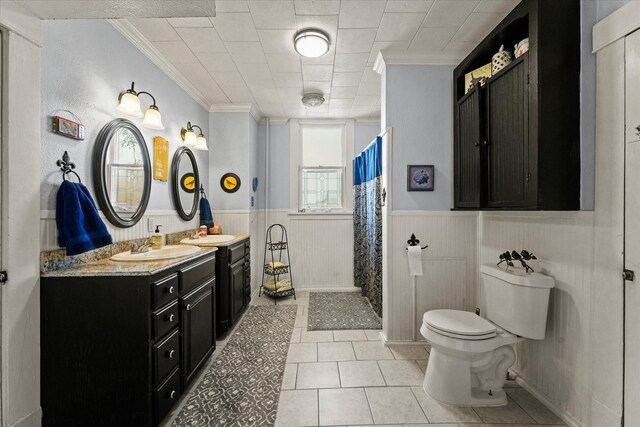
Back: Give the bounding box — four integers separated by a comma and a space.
151, 225, 163, 249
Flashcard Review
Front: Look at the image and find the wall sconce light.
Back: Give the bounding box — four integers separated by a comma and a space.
181, 122, 208, 151
117, 81, 165, 130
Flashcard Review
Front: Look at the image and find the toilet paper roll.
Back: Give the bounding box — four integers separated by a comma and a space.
407, 246, 423, 276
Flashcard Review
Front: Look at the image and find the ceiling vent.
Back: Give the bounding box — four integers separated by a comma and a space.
301, 93, 325, 107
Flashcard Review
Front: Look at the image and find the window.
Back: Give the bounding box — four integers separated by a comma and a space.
289, 120, 354, 214
299, 125, 345, 210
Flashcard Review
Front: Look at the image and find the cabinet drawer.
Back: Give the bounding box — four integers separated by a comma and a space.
229, 242, 246, 264
154, 301, 179, 340
153, 274, 179, 309
154, 366, 180, 424
154, 328, 180, 385
179, 256, 215, 293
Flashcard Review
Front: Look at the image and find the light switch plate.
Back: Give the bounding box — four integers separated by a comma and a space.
147, 217, 155, 233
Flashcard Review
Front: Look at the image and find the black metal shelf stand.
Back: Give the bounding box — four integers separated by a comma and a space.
260, 224, 295, 304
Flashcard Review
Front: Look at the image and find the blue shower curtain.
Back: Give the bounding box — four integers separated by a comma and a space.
353, 136, 383, 317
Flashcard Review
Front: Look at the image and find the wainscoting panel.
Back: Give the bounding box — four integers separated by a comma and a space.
387, 211, 479, 342
479, 212, 595, 426
40, 210, 200, 251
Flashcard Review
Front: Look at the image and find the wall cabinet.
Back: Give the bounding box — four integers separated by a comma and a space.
41, 251, 216, 427
453, 0, 580, 210
214, 237, 251, 337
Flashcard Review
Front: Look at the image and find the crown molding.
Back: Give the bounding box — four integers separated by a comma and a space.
374, 50, 465, 74
210, 103, 262, 122
260, 117, 290, 125
109, 19, 211, 111
592, 1, 640, 53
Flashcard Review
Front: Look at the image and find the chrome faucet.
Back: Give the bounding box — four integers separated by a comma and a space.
131, 238, 153, 254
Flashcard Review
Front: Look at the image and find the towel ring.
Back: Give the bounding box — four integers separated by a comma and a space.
63, 169, 82, 183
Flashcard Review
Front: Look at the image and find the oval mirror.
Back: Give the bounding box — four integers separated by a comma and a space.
93, 118, 151, 228
171, 147, 200, 221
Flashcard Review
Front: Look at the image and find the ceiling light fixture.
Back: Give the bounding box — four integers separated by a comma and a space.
294, 29, 330, 58
117, 81, 165, 130
302, 93, 325, 107
181, 122, 208, 151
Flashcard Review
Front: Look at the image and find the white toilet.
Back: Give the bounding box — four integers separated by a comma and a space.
420, 263, 554, 407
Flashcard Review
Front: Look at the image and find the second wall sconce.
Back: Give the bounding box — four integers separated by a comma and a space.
181, 122, 208, 151
117, 81, 165, 130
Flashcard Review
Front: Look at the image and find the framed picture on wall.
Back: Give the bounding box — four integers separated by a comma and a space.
407, 165, 434, 191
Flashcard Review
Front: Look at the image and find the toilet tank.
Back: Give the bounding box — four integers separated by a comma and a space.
480, 264, 554, 340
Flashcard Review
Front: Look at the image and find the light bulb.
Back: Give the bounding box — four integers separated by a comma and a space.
142, 105, 164, 130
183, 129, 197, 146
117, 91, 143, 117
294, 30, 330, 58
195, 134, 208, 151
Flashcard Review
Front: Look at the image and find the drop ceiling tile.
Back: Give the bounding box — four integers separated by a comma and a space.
443, 40, 477, 54
422, 0, 479, 28
474, 0, 519, 14
167, 17, 213, 27
237, 62, 273, 81
278, 87, 304, 101
176, 27, 226, 53
367, 40, 410, 63
354, 95, 380, 106
226, 42, 267, 63
351, 105, 381, 117
258, 29, 297, 53
246, 78, 277, 92
130, 19, 181, 42
385, 0, 434, 13
336, 29, 377, 53
333, 71, 363, 86
294, 0, 340, 15
173, 62, 229, 103
334, 53, 369, 72
248, 0, 297, 29
223, 85, 255, 103
331, 86, 358, 98
409, 26, 458, 51
266, 53, 302, 72
330, 98, 354, 108
306, 104, 329, 113
213, 71, 247, 88
153, 41, 199, 63
215, 0, 250, 13
303, 81, 332, 94
251, 85, 281, 101
361, 68, 381, 83
196, 52, 238, 72
301, 44, 336, 65
212, 13, 259, 41
357, 82, 380, 96
302, 65, 334, 81
339, 0, 386, 29
328, 108, 352, 117
272, 72, 303, 88
450, 12, 506, 43
296, 15, 339, 41
376, 12, 425, 41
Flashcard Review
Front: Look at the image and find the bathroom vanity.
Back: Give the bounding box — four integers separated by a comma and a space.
40, 248, 217, 427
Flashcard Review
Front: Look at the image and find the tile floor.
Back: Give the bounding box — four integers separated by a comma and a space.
259, 291, 567, 427
165, 291, 567, 427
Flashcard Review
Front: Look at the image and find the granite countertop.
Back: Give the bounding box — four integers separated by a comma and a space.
179, 233, 250, 248
41, 246, 218, 278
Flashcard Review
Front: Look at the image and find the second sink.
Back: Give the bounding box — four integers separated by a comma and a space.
180, 235, 236, 246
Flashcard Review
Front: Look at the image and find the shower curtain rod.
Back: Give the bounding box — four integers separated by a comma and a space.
358, 127, 392, 155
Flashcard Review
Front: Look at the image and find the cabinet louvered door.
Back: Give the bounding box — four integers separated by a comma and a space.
455, 87, 483, 208
486, 56, 530, 208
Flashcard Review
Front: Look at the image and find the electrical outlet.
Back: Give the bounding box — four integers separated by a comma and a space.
147, 217, 155, 233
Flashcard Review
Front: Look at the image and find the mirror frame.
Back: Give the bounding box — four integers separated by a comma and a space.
171, 146, 200, 221
92, 118, 152, 228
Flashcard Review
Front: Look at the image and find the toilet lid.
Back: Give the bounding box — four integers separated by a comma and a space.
423, 310, 497, 339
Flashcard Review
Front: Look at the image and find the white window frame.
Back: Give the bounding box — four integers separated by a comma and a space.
289, 119, 354, 215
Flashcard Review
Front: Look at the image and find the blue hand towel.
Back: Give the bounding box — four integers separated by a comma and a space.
56, 181, 113, 256
199, 196, 214, 228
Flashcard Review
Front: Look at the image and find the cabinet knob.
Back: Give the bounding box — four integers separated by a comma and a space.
167, 350, 175, 359
169, 390, 176, 399
167, 314, 175, 322
186, 304, 192, 311
168, 286, 175, 294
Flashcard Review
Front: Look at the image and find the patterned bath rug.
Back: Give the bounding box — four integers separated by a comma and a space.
307, 291, 382, 331
171, 305, 297, 427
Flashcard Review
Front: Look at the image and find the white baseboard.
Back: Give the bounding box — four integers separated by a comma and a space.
513, 373, 582, 427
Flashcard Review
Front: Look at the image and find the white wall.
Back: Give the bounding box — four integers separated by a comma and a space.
0, 3, 43, 426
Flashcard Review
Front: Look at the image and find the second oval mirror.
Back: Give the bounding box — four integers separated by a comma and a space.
171, 147, 200, 221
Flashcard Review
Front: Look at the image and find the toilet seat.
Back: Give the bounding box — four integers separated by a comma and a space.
423, 309, 497, 340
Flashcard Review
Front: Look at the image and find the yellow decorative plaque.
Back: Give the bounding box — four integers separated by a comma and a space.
464, 63, 492, 94
153, 136, 169, 181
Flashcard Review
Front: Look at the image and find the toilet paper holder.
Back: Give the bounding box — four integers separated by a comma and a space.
406, 233, 428, 250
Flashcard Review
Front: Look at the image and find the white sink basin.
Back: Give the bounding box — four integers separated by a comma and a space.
180, 235, 237, 246
111, 245, 201, 262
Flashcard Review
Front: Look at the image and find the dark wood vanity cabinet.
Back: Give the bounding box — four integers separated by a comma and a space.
453, 0, 580, 210
215, 237, 251, 337
41, 251, 216, 427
